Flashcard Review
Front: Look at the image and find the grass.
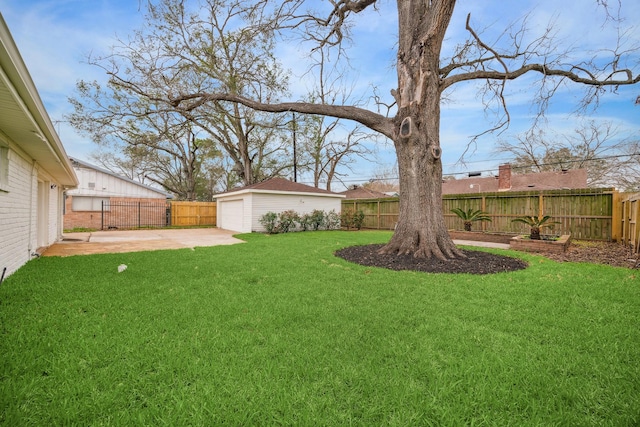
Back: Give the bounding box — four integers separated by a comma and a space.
1, 231, 638, 425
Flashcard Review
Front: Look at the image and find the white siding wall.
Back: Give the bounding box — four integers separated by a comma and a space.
250, 193, 342, 232
0, 148, 37, 277
67, 166, 164, 198
244, 194, 254, 233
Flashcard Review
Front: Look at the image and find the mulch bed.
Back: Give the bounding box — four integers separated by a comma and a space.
335, 241, 639, 275
335, 244, 528, 275
542, 240, 639, 269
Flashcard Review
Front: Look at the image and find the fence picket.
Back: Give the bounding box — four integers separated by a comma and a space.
170, 201, 217, 226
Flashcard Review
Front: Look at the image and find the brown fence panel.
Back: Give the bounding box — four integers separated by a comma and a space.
343, 198, 399, 230
541, 189, 614, 240
621, 192, 640, 254
170, 201, 217, 226
344, 188, 618, 241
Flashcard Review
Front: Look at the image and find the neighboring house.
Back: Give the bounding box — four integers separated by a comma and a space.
64, 158, 172, 230
0, 15, 78, 277
215, 177, 345, 233
442, 164, 588, 194
339, 186, 390, 199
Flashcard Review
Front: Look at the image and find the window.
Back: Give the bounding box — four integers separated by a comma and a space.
0, 146, 8, 192
71, 196, 110, 211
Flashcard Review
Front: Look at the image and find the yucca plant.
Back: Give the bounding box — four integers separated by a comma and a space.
450, 208, 492, 232
511, 215, 560, 240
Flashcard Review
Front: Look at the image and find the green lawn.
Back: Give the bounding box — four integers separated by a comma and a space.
1, 231, 638, 426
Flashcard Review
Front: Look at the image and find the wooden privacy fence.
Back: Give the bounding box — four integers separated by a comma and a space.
620, 192, 640, 254
170, 201, 217, 226
342, 188, 621, 241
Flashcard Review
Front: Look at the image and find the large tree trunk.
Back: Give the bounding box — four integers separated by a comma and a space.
380, 102, 463, 260
380, 0, 463, 260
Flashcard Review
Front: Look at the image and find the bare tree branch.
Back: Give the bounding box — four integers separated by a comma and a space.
166, 91, 394, 138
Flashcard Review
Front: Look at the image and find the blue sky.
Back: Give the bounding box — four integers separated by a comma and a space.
1, 0, 639, 189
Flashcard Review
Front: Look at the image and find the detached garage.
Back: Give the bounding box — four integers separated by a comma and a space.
216, 177, 344, 233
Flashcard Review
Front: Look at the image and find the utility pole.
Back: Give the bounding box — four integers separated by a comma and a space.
292, 112, 297, 182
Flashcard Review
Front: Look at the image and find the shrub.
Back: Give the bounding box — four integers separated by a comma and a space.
278, 210, 300, 233
309, 209, 326, 230
298, 213, 312, 231
260, 209, 339, 233
259, 212, 279, 234
325, 210, 341, 230
511, 215, 560, 240
341, 209, 365, 230
450, 208, 492, 232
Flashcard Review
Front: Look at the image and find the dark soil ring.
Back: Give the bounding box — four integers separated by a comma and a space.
335, 244, 528, 275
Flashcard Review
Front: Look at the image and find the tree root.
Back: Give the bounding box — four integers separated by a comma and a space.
378, 231, 466, 261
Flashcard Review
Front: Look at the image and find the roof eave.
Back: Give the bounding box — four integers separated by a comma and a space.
216, 188, 346, 199
0, 15, 78, 188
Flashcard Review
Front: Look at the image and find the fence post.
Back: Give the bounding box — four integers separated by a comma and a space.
635, 200, 640, 254
611, 190, 621, 242
538, 192, 544, 218
101, 200, 104, 230
481, 195, 487, 232
138, 201, 141, 228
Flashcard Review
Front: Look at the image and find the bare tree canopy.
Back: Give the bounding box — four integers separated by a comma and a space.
496, 120, 640, 190
69, 0, 295, 190
72, 0, 639, 259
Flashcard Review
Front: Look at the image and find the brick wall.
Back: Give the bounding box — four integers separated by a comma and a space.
0, 149, 37, 277
63, 195, 103, 230
64, 196, 168, 230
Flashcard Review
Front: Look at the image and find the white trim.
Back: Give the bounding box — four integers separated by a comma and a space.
218, 188, 345, 199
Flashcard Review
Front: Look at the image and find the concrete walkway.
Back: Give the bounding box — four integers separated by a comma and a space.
41, 228, 245, 257
452, 239, 510, 250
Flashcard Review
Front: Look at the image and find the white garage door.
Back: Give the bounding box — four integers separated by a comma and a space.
220, 199, 244, 232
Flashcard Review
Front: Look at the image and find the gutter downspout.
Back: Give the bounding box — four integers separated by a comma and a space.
27, 159, 36, 257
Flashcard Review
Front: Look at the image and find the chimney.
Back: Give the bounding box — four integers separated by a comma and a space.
498, 164, 512, 191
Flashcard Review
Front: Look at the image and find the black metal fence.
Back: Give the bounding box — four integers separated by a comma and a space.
101, 201, 170, 230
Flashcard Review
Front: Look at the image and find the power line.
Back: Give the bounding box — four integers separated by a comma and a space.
322, 152, 640, 185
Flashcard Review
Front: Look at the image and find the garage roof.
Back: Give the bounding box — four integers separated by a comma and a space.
216, 177, 345, 198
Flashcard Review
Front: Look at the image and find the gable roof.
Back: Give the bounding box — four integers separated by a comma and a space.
339, 186, 390, 199
216, 177, 344, 198
0, 14, 77, 187
69, 157, 172, 198
442, 166, 588, 194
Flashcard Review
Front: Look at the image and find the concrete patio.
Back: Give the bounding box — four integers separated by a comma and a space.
41, 228, 244, 257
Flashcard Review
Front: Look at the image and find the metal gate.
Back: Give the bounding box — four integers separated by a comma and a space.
101, 200, 170, 230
